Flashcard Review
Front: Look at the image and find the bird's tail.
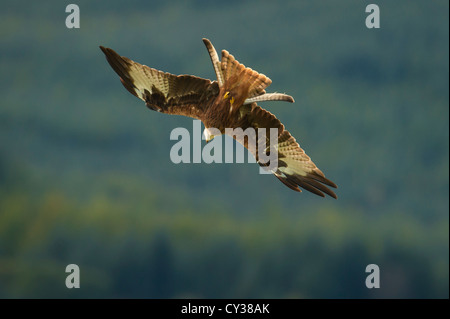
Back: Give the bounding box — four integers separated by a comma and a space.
202, 38, 270, 95
220, 50, 272, 98
202, 38, 293, 105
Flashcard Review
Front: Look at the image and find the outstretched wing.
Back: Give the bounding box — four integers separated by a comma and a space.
100, 46, 219, 120
229, 103, 337, 198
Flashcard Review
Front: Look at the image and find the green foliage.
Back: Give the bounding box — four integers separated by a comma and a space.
0, 179, 447, 298
0, 0, 448, 298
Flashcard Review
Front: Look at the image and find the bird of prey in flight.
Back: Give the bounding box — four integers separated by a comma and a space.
100, 39, 337, 198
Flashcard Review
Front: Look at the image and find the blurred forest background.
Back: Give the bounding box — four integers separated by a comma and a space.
0, 0, 448, 298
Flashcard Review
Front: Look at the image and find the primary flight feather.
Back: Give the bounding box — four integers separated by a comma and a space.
100, 38, 337, 198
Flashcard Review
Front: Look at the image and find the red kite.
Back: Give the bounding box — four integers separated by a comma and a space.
100, 39, 337, 198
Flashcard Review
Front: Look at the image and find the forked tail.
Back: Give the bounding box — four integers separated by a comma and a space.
202, 38, 294, 104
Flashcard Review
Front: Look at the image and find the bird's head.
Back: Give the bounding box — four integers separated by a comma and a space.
203, 127, 214, 143
203, 126, 222, 143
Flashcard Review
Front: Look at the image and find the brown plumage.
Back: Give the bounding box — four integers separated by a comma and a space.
100, 38, 337, 198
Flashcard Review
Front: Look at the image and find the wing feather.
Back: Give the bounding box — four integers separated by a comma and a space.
100, 46, 219, 120
229, 103, 337, 198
